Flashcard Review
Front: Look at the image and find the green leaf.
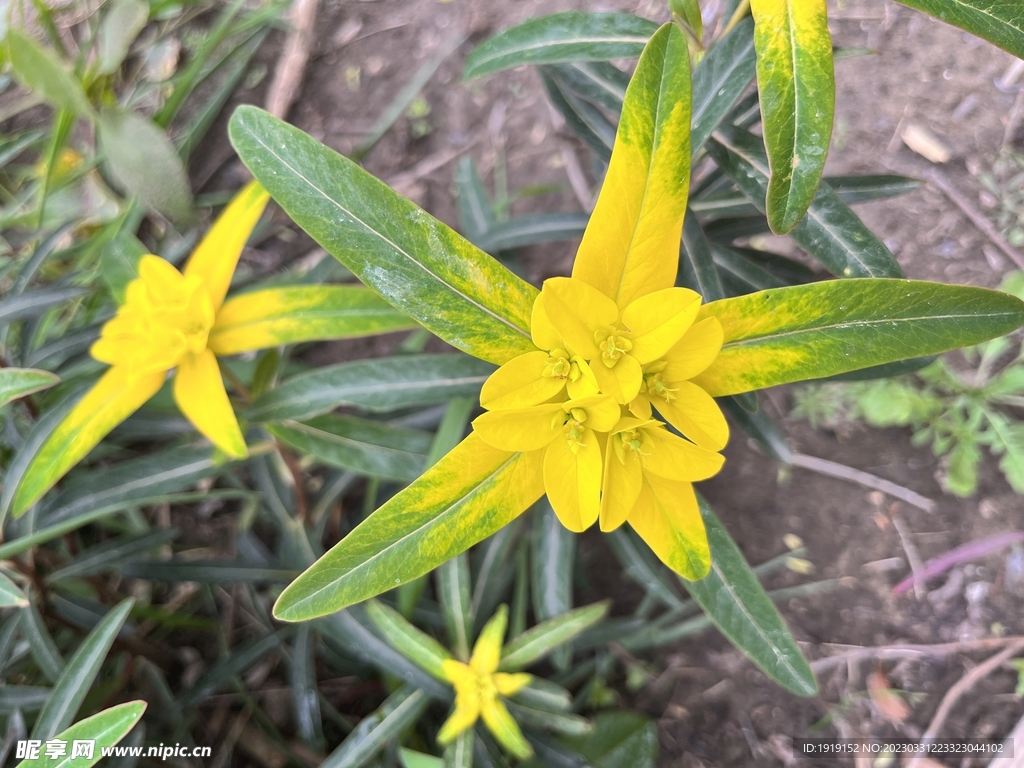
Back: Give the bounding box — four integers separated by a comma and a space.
6, 30, 95, 118
720, 396, 794, 464
96, 0, 149, 74
0, 573, 28, 608
32, 598, 134, 741
540, 70, 615, 161
229, 106, 537, 366
401, 749, 444, 768
680, 212, 725, 301
506, 701, 592, 736
247, 354, 494, 423
15, 701, 146, 768
46, 530, 179, 582
273, 434, 544, 622
684, 497, 816, 696
436, 552, 474, 661
823, 356, 936, 382
530, 499, 575, 668
365, 599, 452, 680
711, 242, 787, 295
751, 0, 834, 233
896, 0, 1024, 59
96, 109, 194, 225
20, 603, 64, 683
695, 278, 1024, 397
318, 607, 449, 698
40, 445, 222, 525
477, 213, 591, 254
99, 231, 146, 304
690, 17, 755, 155
178, 632, 285, 709
563, 711, 658, 768
121, 559, 296, 583
291, 624, 323, 749
268, 415, 432, 483
463, 13, 658, 79
0, 686, 51, 715
606, 528, 686, 609
322, 687, 429, 768
499, 601, 609, 671
708, 125, 903, 278
455, 156, 497, 246
0, 368, 59, 409
542, 61, 629, 112
0, 286, 88, 325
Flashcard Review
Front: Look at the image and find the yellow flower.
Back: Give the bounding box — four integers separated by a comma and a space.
12, 181, 416, 515
438, 606, 532, 759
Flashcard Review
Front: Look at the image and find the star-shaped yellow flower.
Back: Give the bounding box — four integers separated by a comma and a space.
438, 606, 532, 759
12, 181, 415, 515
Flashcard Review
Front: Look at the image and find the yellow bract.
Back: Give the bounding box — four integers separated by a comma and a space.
438, 607, 532, 759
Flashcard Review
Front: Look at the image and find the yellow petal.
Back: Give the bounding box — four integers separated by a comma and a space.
493, 672, 532, 696
621, 287, 702, 364
437, 698, 481, 745
642, 425, 724, 481
472, 403, 563, 451
471, 604, 508, 675
628, 392, 653, 420
12, 366, 166, 515
566, 356, 600, 399
543, 434, 602, 533
540, 277, 618, 359
139, 254, 189, 305
531, 293, 561, 351
480, 351, 564, 409
564, 393, 621, 433
173, 349, 247, 458
664, 317, 724, 381
651, 381, 730, 451
184, 180, 270, 311
600, 438, 643, 532
629, 475, 710, 580
441, 659, 476, 687
571, 23, 691, 309
480, 696, 533, 760
591, 352, 643, 404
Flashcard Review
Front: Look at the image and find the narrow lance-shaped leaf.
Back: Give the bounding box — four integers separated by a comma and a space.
230, 106, 537, 365
247, 354, 495, 423
464, 13, 658, 79
498, 601, 609, 671
208, 286, 417, 355
0, 369, 59, 409
321, 687, 429, 768
679, 212, 725, 302
531, 499, 575, 668
684, 496, 816, 696
273, 434, 544, 622
750, 0, 835, 234
694, 279, 1024, 396
690, 17, 756, 154
268, 415, 432, 483
6, 30, 95, 118
573, 22, 692, 308
365, 599, 452, 680
15, 701, 147, 768
707, 124, 903, 278
32, 598, 135, 740
0, 573, 28, 608
895, 0, 1024, 60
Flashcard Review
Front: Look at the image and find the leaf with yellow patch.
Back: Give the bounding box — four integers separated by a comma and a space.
273, 433, 544, 621
208, 286, 417, 356
572, 23, 692, 308
694, 279, 1024, 396
750, 0, 835, 234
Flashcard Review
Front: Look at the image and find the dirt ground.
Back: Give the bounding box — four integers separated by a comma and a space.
204, 0, 1024, 765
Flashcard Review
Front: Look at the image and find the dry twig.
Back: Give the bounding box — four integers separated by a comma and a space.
906, 639, 1024, 768
924, 169, 1024, 272
808, 636, 1024, 673
890, 513, 927, 600
791, 453, 937, 513
265, 0, 321, 120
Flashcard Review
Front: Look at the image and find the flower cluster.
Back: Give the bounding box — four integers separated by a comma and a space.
472, 276, 727, 575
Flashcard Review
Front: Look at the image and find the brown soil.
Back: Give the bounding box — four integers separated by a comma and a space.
207, 0, 1024, 765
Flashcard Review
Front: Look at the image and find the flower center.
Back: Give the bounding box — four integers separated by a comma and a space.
91, 256, 215, 376
560, 407, 589, 453
542, 348, 579, 382
594, 326, 632, 368
644, 372, 678, 403
613, 428, 648, 465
